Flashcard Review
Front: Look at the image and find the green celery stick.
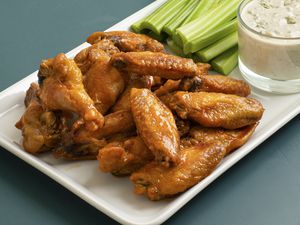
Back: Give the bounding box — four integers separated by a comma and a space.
140, 0, 189, 35
185, 18, 237, 53
211, 46, 238, 75
131, 0, 171, 33
181, 0, 218, 26
172, 0, 217, 48
177, 0, 241, 46
195, 31, 238, 62
163, 0, 199, 36
131, 19, 145, 33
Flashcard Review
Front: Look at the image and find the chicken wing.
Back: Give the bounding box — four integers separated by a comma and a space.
180, 75, 251, 97
87, 31, 164, 52
74, 39, 120, 74
38, 53, 104, 131
181, 124, 258, 153
167, 91, 264, 129
130, 143, 226, 200
130, 124, 258, 200
84, 57, 125, 114
74, 110, 135, 143
111, 52, 198, 80
98, 136, 154, 176
130, 88, 180, 166
15, 84, 61, 153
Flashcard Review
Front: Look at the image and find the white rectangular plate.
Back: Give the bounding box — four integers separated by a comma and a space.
1, 1, 300, 224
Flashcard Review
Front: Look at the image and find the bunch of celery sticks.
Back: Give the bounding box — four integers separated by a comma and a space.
131, 0, 242, 75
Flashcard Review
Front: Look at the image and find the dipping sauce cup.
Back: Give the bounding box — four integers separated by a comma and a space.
238, 0, 300, 94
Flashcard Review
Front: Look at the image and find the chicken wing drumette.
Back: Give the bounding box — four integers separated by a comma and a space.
38, 53, 104, 131
15, 83, 62, 153
98, 136, 154, 176
83, 54, 125, 114
74, 39, 120, 74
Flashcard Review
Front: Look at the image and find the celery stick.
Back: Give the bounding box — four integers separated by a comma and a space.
163, 0, 199, 36
177, 0, 242, 46
181, 0, 218, 26
147, 31, 168, 42
195, 31, 238, 62
131, 19, 145, 33
172, 0, 216, 47
172, 32, 184, 47
132, 0, 180, 33
131, 0, 175, 33
141, 0, 189, 35
185, 18, 237, 53
211, 46, 238, 75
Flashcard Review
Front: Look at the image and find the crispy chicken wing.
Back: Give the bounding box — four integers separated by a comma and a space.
155, 74, 250, 97
130, 88, 180, 166
87, 31, 164, 52
15, 84, 61, 153
75, 110, 135, 143
84, 56, 125, 114
181, 124, 258, 153
166, 91, 264, 129
98, 136, 154, 176
38, 53, 104, 131
131, 143, 226, 200
111, 52, 198, 80
74, 39, 120, 74
130, 124, 258, 200
180, 75, 251, 97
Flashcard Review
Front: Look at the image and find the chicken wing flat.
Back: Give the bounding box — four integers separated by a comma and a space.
98, 136, 154, 176
75, 110, 135, 143
87, 31, 164, 52
111, 52, 198, 80
130, 124, 258, 200
74, 39, 120, 74
38, 53, 104, 131
15, 84, 61, 153
130, 88, 180, 166
181, 124, 258, 154
84, 57, 125, 114
130, 143, 226, 200
180, 75, 251, 97
167, 91, 264, 129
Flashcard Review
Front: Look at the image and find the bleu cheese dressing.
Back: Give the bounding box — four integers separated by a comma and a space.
238, 0, 300, 92
242, 0, 300, 38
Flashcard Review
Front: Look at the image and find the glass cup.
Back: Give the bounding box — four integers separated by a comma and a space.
238, 0, 300, 94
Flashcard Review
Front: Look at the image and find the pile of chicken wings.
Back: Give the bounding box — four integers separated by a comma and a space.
16, 31, 264, 200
